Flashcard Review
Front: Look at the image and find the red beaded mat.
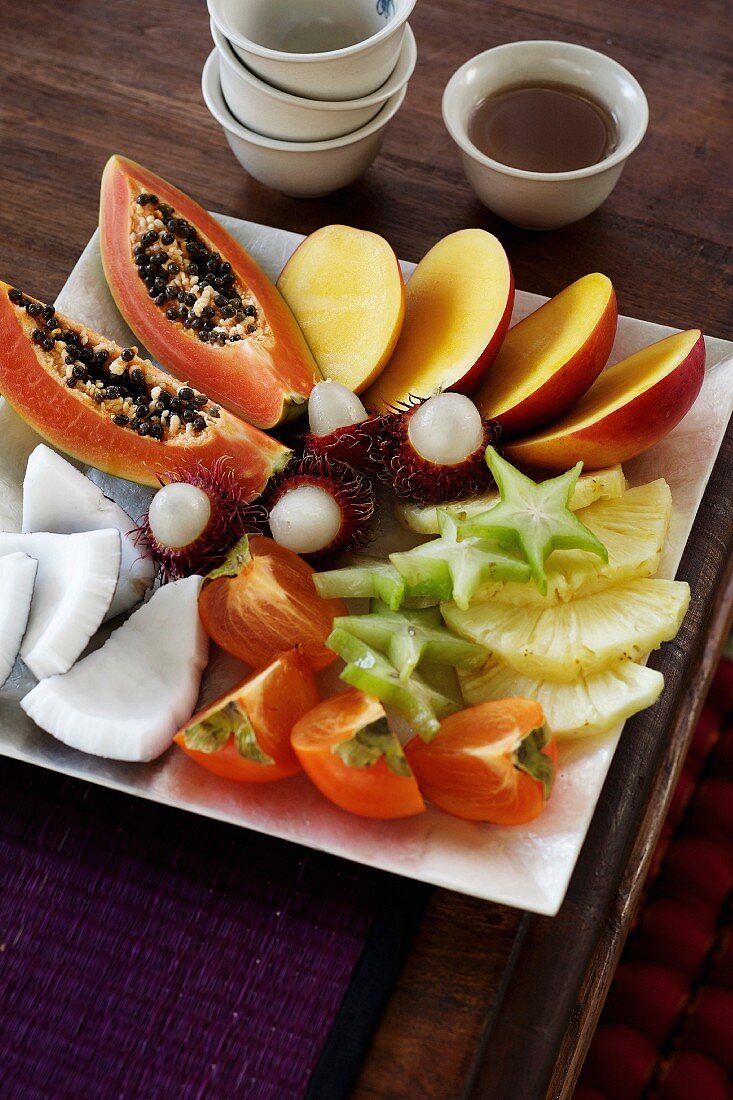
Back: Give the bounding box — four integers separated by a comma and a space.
575, 654, 733, 1100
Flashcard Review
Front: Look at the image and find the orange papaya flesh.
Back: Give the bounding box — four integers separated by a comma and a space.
0, 282, 290, 495
99, 155, 320, 430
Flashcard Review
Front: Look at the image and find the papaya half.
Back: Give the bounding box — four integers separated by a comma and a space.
99, 155, 320, 430
0, 282, 290, 495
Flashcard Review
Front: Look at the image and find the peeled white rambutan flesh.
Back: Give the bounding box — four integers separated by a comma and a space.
148, 483, 212, 549
0, 552, 38, 688
135, 460, 267, 581
21, 575, 209, 762
0, 529, 121, 680
308, 380, 368, 437
303, 381, 384, 472
407, 393, 485, 465
379, 394, 500, 505
264, 455, 375, 562
269, 484, 343, 555
22, 445, 155, 620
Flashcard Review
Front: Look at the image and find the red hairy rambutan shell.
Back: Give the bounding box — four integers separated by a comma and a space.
302, 414, 392, 474
378, 399, 501, 504
135, 459, 268, 581
263, 454, 375, 563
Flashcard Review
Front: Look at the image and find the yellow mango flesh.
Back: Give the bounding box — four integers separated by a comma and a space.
475, 272, 614, 417
277, 224, 405, 395
363, 229, 513, 411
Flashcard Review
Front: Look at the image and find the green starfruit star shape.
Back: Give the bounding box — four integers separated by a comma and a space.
314, 556, 409, 611
458, 447, 608, 596
326, 627, 462, 741
332, 599, 487, 682
389, 509, 531, 609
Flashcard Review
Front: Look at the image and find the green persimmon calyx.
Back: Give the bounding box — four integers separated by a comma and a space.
513, 725, 554, 801
181, 699, 275, 765
333, 716, 412, 777
459, 447, 608, 595
204, 535, 253, 582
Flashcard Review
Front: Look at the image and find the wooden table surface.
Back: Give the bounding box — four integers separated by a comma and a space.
2, 0, 731, 1096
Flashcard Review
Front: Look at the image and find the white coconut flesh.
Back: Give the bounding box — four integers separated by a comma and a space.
407, 393, 484, 466
308, 380, 368, 437
0, 552, 38, 688
0, 397, 43, 532
269, 485, 343, 555
0, 529, 121, 680
22, 575, 209, 762
22, 445, 155, 620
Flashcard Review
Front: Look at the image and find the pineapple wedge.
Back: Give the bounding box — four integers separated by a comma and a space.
478, 480, 673, 606
395, 465, 627, 535
443, 578, 690, 683
460, 658, 665, 740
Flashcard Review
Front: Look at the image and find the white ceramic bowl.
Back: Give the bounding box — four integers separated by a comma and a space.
212, 18, 417, 142
207, 0, 417, 101
442, 41, 649, 230
202, 51, 407, 197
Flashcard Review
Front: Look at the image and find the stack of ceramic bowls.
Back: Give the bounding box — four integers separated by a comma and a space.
204, 0, 418, 198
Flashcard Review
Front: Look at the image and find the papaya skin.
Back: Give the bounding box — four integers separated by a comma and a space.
0, 283, 290, 495
99, 155, 320, 430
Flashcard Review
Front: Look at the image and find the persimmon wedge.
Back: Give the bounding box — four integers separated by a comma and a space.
291, 688, 426, 819
175, 649, 318, 782
198, 535, 347, 672
405, 698, 557, 824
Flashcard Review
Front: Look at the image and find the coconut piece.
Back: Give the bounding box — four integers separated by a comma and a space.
22, 575, 209, 761
0, 397, 42, 531
0, 530, 121, 680
22, 445, 155, 619
0, 552, 38, 687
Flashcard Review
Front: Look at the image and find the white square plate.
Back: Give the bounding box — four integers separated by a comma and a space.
1, 215, 731, 915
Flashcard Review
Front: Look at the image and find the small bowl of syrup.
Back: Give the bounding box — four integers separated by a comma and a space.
442, 41, 648, 229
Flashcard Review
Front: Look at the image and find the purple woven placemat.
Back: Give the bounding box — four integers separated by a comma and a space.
0, 756, 412, 1099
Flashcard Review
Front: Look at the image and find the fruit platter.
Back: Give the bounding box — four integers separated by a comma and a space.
0, 158, 731, 915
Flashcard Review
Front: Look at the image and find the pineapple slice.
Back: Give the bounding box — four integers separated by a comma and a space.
443, 578, 690, 683
460, 657, 665, 740
395, 465, 627, 535
478, 480, 672, 606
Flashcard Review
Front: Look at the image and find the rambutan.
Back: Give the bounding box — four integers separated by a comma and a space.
378, 393, 501, 505
135, 460, 268, 581
302, 379, 388, 473
263, 454, 375, 563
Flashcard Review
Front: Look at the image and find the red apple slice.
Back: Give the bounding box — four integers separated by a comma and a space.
504, 329, 705, 470
277, 225, 405, 395
362, 230, 514, 412
474, 273, 617, 436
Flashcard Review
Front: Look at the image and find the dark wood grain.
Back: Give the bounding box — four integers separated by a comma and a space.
1, 1, 731, 1098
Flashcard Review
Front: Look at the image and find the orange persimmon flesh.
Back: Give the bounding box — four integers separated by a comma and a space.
175, 649, 319, 782
406, 698, 557, 825
198, 535, 347, 672
291, 688, 426, 819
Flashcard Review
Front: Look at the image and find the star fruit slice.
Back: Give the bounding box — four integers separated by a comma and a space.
389, 510, 530, 610
395, 464, 627, 536
332, 599, 487, 682
313, 555, 410, 611
326, 627, 461, 741
459, 447, 608, 595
